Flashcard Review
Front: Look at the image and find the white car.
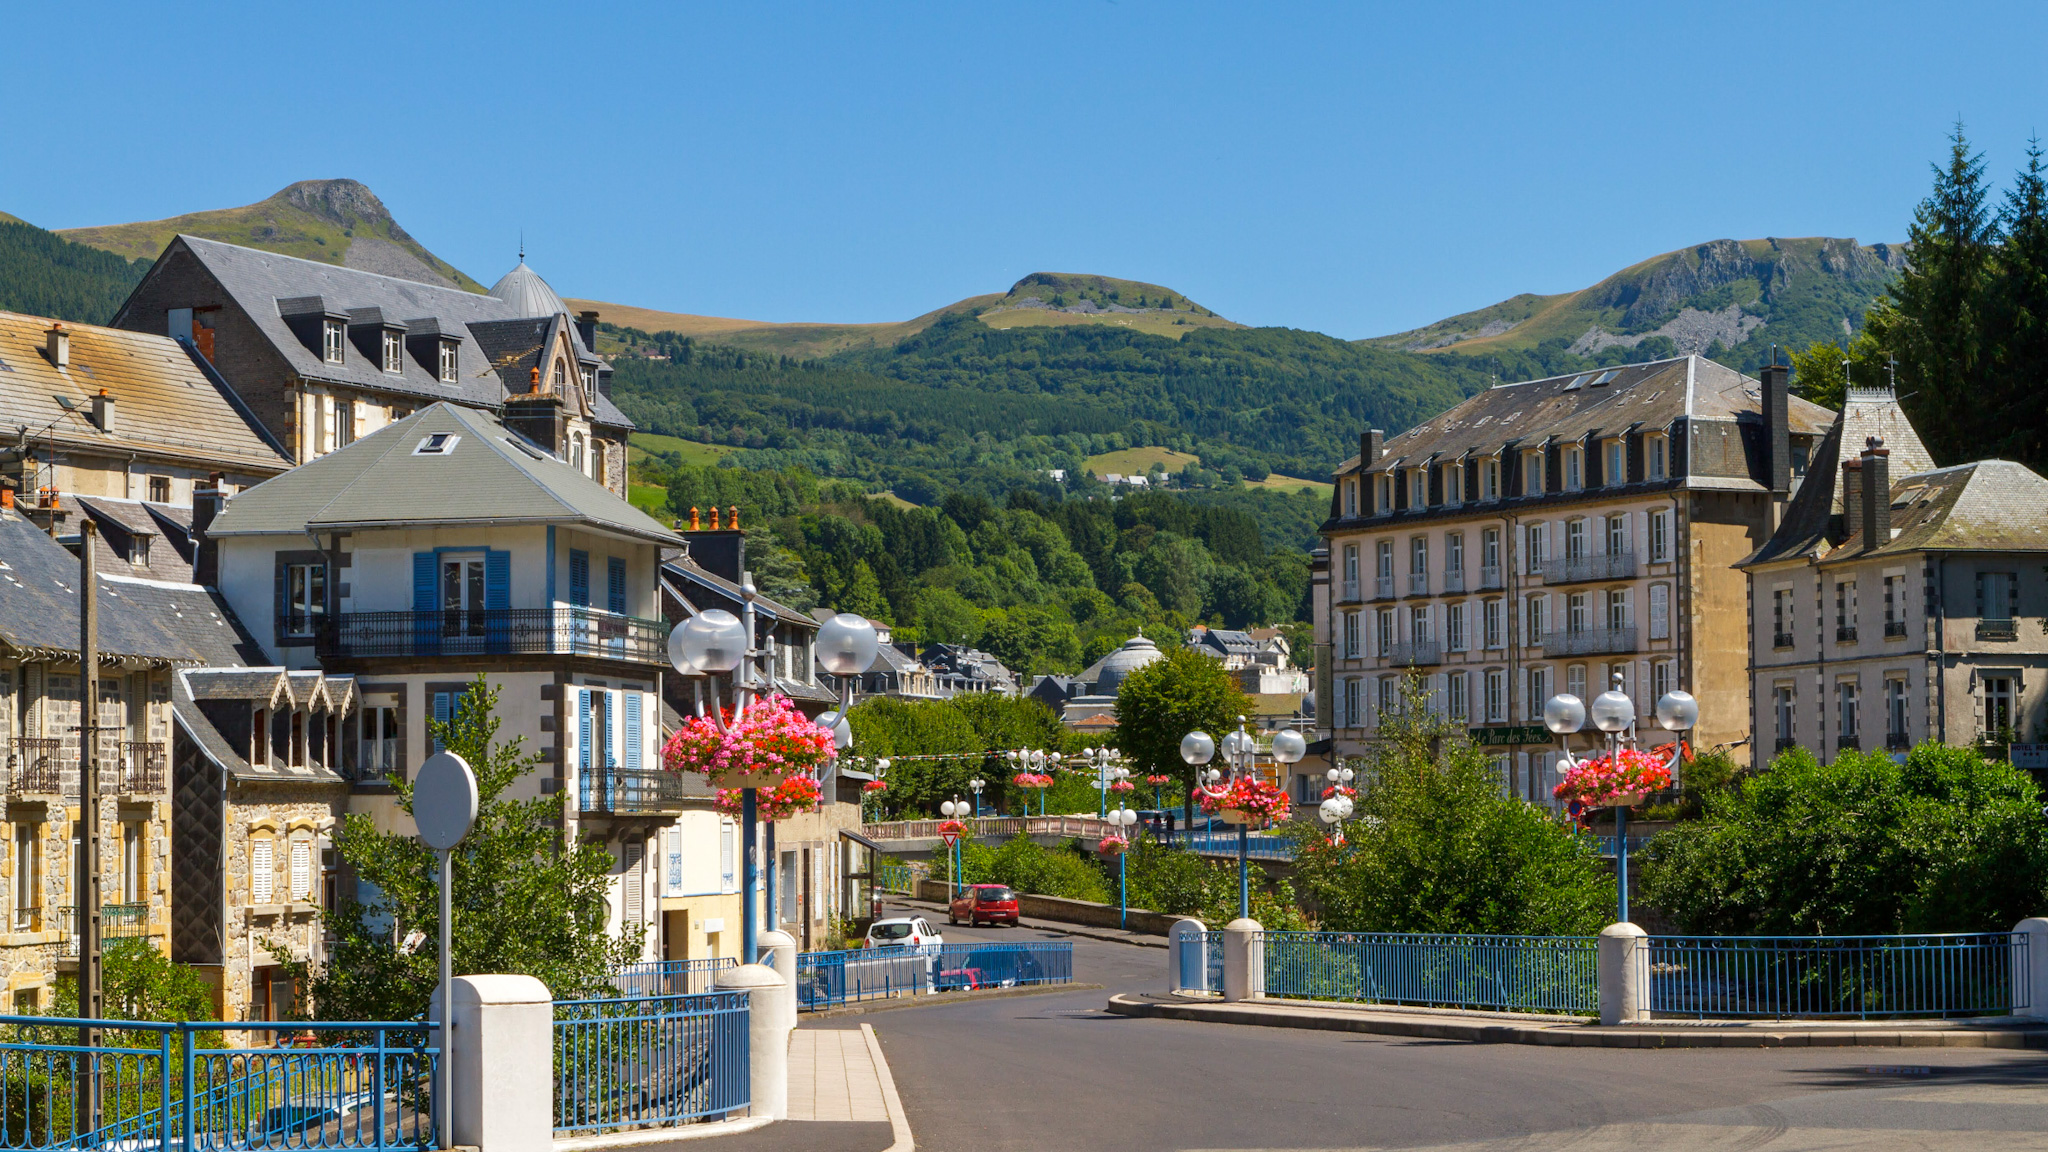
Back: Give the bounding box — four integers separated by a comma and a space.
865, 916, 943, 951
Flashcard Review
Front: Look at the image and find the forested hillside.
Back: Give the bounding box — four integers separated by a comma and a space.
648, 460, 1313, 676
0, 217, 151, 324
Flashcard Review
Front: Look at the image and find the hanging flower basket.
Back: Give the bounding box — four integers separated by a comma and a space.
1096, 834, 1129, 857
1198, 776, 1292, 826
713, 774, 823, 822
1321, 784, 1358, 800
1109, 779, 1135, 794
1012, 772, 1053, 789
1552, 746, 1672, 808
1145, 774, 1173, 786
862, 779, 889, 793
936, 818, 968, 840
662, 693, 837, 791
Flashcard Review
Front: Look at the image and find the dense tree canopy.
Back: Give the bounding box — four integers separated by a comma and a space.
1113, 646, 1253, 829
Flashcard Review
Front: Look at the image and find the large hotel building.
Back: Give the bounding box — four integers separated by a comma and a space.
1314, 355, 1831, 803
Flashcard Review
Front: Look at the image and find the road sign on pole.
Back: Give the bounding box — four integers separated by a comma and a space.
415, 751, 477, 1151
939, 829, 960, 848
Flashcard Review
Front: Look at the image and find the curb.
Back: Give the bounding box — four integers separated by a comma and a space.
1103, 993, 2048, 1049
862, 1022, 915, 1152
802, 982, 1103, 1020
552, 1117, 775, 1150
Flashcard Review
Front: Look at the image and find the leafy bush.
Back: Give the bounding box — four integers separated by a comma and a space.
1114, 837, 1311, 929
930, 835, 1111, 904
1640, 743, 2048, 934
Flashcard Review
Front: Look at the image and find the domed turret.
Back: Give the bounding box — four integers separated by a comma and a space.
489, 259, 566, 318
1092, 633, 1163, 696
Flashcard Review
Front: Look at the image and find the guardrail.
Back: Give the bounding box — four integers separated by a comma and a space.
0, 1015, 437, 1150
317, 607, 668, 665
1260, 931, 1600, 1014
580, 769, 695, 815
553, 991, 749, 1133
612, 958, 737, 998
1541, 551, 1637, 585
1645, 933, 2027, 1019
796, 941, 1074, 1010
1157, 830, 1296, 861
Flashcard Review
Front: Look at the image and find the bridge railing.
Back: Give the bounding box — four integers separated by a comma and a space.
862, 815, 1117, 841
552, 991, 750, 1134
1259, 931, 1600, 1015
796, 941, 1074, 1010
1646, 933, 2027, 1020
0, 1015, 438, 1151
611, 958, 737, 998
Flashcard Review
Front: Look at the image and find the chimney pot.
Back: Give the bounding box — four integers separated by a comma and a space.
729, 505, 740, 529
1, 488, 13, 510
45, 324, 68, 369
91, 390, 114, 436
690, 506, 701, 531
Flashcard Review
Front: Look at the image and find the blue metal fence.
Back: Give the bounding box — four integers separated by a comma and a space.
797, 941, 1074, 1010
552, 991, 750, 1134
1160, 831, 1296, 861
0, 1017, 437, 1151
1647, 933, 2027, 1019
1261, 932, 1600, 1015
612, 959, 736, 998
875, 864, 917, 895
1172, 928, 1226, 995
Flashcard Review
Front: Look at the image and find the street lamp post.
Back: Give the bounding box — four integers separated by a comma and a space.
1105, 804, 1140, 928
938, 795, 968, 896
1543, 675, 1697, 925
1180, 720, 1305, 920
969, 777, 985, 819
671, 602, 877, 964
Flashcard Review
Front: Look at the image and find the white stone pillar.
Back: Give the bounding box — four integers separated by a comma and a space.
450, 974, 552, 1152
759, 928, 798, 1034
1168, 917, 1206, 994
1597, 922, 1648, 1025
1222, 917, 1264, 1003
2013, 917, 2048, 1019
717, 962, 791, 1122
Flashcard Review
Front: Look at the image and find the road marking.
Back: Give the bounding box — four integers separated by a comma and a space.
863, 1022, 916, 1152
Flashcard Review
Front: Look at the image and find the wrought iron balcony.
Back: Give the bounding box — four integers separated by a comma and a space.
581, 768, 696, 815
1540, 626, 1638, 657
56, 903, 150, 957
1887, 731, 1912, 751
9, 738, 61, 796
314, 607, 668, 664
1373, 576, 1395, 600
1541, 551, 1638, 585
1407, 573, 1430, 597
1885, 620, 1909, 638
1339, 579, 1361, 604
1381, 639, 1442, 667
1838, 733, 1862, 750
1479, 565, 1503, 590
1836, 626, 1859, 643
1772, 632, 1796, 649
120, 741, 165, 793
1977, 618, 2018, 642
1442, 569, 1466, 594
1775, 736, 1798, 752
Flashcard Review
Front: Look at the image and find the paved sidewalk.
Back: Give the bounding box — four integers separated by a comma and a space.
789, 1029, 890, 1122
1108, 991, 2048, 1048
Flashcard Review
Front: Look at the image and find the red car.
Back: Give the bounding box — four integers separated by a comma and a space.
950, 883, 1020, 927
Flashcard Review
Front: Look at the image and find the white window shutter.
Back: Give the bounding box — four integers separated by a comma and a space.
1649, 585, 1670, 640
290, 841, 311, 901
252, 839, 274, 905
623, 840, 644, 921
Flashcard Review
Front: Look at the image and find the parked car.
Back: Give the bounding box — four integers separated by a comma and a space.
865, 916, 943, 951
949, 884, 1020, 927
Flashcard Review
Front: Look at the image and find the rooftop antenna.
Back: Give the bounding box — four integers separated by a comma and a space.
519, 230, 525, 263
1886, 356, 1898, 392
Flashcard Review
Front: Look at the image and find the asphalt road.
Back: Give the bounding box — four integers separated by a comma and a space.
860, 902, 2048, 1152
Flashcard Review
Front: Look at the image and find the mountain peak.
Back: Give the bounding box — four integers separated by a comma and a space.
274, 178, 394, 229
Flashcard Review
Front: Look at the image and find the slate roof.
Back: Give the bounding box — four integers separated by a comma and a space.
0, 311, 291, 473
1337, 355, 1834, 483
661, 558, 815, 628
173, 669, 348, 785
1820, 460, 2048, 562
1192, 627, 1262, 656
133, 237, 633, 429
0, 507, 264, 665
74, 497, 203, 583
206, 403, 682, 545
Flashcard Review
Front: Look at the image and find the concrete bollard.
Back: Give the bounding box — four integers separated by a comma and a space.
2014, 918, 2048, 1019
1168, 917, 1206, 994
759, 929, 798, 1035
1222, 917, 1264, 1003
450, 974, 552, 1152
1597, 921, 1648, 1025
717, 962, 792, 1121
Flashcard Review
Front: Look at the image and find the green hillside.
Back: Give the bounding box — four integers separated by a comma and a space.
0, 216, 152, 324
59, 179, 484, 292
1370, 236, 1903, 374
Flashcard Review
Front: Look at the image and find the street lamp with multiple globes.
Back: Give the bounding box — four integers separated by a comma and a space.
1319, 760, 1356, 843
1006, 748, 1054, 816
1104, 803, 1141, 927
1181, 718, 1306, 919
937, 794, 970, 897
1085, 746, 1126, 819
1542, 674, 1697, 924
670, 598, 879, 964
969, 777, 986, 819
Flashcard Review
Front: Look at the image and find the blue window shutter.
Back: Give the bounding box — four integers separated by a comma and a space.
569, 550, 590, 608
607, 557, 627, 615
624, 692, 642, 772
604, 691, 617, 768
432, 691, 452, 753
485, 551, 510, 609
414, 552, 440, 656
413, 553, 437, 611
578, 690, 592, 773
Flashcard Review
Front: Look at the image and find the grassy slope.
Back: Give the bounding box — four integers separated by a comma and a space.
628, 431, 737, 466
1085, 447, 1332, 494
570, 294, 1005, 359
58, 180, 484, 292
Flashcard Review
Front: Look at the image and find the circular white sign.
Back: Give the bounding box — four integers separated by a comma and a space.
414, 751, 479, 851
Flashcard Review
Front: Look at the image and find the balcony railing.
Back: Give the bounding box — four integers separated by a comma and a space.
1775, 736, 1798, 752
9, 738, 61, 795
1885, 620, 1909, 638
1373, 576, 1395, 600
1479, 565, 1503, 590
56, 903, 150, 957
1443, 569, 1466, 594
1836, 625, 1859, 643
120, 741, 165, 793
1540, 626, 1638, 657
1887, 731, 1912, 751
1407, 573, 1429, 597
1977, 619, 2018, 642
1773, 632, 1796, 649
314, 607, 668, 664
1382, 639, 1442, 667
1541, 551, 1637, 585
1340, 579, 1361, 603
581, 768, 695, 815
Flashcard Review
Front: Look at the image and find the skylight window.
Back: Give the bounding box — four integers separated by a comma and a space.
1591, 370, 1620, 386
413, 433, 461, 456
1564, 374, 1591, 390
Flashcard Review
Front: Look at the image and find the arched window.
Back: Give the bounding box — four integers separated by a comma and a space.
551, 359, 566, 390
571, 433, 585, 473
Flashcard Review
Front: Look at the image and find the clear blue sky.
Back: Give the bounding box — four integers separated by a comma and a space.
5, 2, 2043, 338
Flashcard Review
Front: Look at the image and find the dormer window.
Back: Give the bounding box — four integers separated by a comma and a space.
438, 340, 459, 383
1606, 439, 1626, 485
551, 360, 567, 391
1481, 457, 1500, 501
580, 366, 596, 403
322, 321, 345, 364
413, 432, 460, 456
1524, 451, 1545, 495
1562, 446, 1583, 491
1647, 434, 1668, 480
381, 330, 403, 374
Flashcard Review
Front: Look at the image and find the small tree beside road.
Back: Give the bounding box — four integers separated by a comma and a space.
1113, 645, 1251, 829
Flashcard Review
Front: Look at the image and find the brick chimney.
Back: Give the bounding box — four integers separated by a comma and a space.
45, 323, 68, 369
1841, 456, 1863, 544
191, 472, 225, 586
1759, 362, 1790, 496
91, 389, 114, 435
503, 392, 564, 455
1361, 430, 1384, 465
1860, 437, 1890, 553
577, 310, 600, 351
